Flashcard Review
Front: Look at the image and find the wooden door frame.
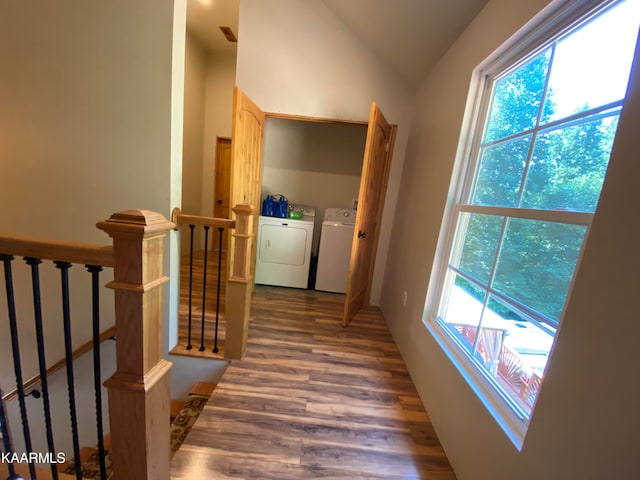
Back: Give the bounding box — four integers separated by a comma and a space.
263, 111, 396, 308
265, 111, 368, 126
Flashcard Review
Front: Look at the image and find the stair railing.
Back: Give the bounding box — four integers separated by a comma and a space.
170, 209, 234, 355
0, 235, 115, 480
171, 204, 254, 360
1, 324, 116, 480
0, 209, 174, 480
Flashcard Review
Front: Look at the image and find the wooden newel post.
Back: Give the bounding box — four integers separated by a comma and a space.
97, 210, 175, 480
224, 204, 254, 360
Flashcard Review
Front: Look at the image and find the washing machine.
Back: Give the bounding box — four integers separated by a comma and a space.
255, 204, 316, 289
315, 208, 356, 294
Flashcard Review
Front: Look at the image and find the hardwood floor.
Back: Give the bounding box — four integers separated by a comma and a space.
170, 286, 456, 479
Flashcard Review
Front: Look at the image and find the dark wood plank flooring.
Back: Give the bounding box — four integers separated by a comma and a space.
170, 286, 456, 479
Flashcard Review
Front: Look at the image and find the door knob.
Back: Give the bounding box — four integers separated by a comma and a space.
358, 230, 367, 239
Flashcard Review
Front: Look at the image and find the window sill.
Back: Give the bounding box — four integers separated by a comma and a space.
423, 315, 529, 451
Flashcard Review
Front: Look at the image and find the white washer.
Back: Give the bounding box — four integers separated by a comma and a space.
315, 208, 356, 294
255, 205, 315, 289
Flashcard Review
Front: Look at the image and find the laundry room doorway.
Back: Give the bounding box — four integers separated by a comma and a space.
229, 87, 396, 324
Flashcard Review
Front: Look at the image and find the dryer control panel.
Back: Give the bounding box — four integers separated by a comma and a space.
289, 204, 316, 220
323, 208, 357, 225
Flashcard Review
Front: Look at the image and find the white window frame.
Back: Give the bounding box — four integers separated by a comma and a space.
422, 0, 628, 449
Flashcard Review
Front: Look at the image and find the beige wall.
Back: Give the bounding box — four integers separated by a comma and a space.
181, 31, 207, 254
236, 0, 413, 304
201, 52, 236, 217
382, 0, 640, 478
0, 0, 181, 240
181, 46, 235, 253
182, 31, 207, 217
0, 0, 183, 364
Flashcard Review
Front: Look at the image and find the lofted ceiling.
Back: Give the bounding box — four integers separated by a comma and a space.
186, 0, 489, 87
186, 0, 239, 55
321, 0, 489, 88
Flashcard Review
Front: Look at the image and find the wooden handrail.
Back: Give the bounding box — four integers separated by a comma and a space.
1, 326, 117, 403
171, 207, 236, 230
1, 210, 174, 480
0, 234, 114, 267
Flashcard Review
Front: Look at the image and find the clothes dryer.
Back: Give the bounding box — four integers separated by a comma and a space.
255, 205, 315, 289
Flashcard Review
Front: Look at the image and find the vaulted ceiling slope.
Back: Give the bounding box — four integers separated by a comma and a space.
322, 0, 489, 88
186, 0, 489, 89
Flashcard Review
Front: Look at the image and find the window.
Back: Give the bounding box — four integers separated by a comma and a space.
426, 0, 639, 445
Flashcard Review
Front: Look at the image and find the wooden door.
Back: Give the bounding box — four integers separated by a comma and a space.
214, 137, 232, 250
214, 137, 232, 219
343, 103, 395, 327
229, 87, 265, 278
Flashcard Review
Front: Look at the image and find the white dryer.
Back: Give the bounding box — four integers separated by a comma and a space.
315, 208, 356, 294
255, 205, 316, 289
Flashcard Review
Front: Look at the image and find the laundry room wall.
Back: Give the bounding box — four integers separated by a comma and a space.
261, 118, 367, 253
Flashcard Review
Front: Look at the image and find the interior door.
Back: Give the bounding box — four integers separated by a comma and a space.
214, 137, 232, 219
343, 103, 395, 326
229, 87, 265, 279
214, 137, 232, 250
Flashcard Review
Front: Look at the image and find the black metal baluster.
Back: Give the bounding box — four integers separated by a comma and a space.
1, 387, 24, 480
1, 254, 36, 480
199, 226, 210, 352
186, 225, 195, 350
86, 265, 107, 480
25, 257, 58, 480
54, 261, 82, 480
212, 227, 224, 354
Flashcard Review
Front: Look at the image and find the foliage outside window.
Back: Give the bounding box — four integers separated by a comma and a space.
429, 0, 639, 431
